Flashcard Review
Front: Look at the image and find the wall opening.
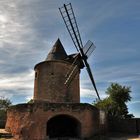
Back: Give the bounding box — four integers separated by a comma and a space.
47, 115, 81, 138
35, 72, 38, 79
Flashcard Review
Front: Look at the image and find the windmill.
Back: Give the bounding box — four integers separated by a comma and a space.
59, 3, 101, 101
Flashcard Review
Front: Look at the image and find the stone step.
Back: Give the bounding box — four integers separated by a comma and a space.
0, 129, 13, 138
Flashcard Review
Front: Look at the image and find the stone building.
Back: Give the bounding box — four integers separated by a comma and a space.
5, 39, 103, 140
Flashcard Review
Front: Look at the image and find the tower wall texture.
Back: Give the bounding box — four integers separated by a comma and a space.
34, 60, 80, 103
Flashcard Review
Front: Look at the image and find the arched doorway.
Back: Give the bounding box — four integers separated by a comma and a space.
47, 115, 81, 138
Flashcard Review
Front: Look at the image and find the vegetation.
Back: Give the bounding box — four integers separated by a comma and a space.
0, 97, 12, 120
93, 83, 134, 119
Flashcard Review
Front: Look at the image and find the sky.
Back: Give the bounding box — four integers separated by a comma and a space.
0, 0, 140, 117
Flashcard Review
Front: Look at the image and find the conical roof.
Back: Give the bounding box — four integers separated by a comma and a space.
46, 38, 67, 61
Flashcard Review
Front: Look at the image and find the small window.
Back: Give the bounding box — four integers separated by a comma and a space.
51, 72, 54, 75
35, 72, 38, 79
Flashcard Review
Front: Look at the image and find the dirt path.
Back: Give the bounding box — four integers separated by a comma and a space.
1, 129, 140, 140
107, 133, 140, 140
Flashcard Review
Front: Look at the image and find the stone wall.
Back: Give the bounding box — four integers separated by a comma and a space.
34, 60, 80, 103
109, 118, 140, 134
5, 102, 100, 140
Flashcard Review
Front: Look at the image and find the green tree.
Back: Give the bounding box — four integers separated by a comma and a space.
94, 83, 134, 119
0, 97, 12, 120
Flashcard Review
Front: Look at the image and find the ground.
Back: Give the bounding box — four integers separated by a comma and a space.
0, 137, 140, 140
0, 129, 140, 140
107, 133, 140, 140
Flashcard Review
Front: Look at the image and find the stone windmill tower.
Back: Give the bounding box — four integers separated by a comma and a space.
5, 39, 102, 140
34, 38, 81, 103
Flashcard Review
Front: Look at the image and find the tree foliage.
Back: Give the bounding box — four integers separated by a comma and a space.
0, 97, 12, 120
94, 83, 134, 119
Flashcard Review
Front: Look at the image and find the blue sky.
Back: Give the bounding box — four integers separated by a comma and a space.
0, 0, 140, 117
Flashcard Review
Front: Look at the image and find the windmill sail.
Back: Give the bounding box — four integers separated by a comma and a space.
83, 40, 96, 58
64, 65, 79, 86
59, 3, 83, 51
64, 54, 79, 86
59, 3, 101, 100
84, 60, 101, 100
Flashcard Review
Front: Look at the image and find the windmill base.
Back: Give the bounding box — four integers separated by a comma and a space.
5, 101, 106, 139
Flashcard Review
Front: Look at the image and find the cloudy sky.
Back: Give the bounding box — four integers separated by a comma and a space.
0, 0, 140, 117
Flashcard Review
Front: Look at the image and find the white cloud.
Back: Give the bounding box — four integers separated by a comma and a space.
0, 70, 34, 100
128, 100, 140, 105
92, 63, 140, 84
80, 86, 107, 100
0, 70, 34, 89
80, 88, 96, 98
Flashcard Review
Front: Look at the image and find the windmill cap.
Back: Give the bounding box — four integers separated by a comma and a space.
46, 38, 68, 61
